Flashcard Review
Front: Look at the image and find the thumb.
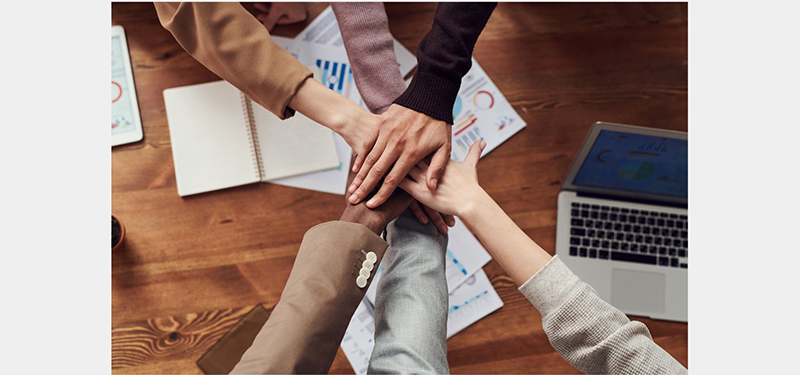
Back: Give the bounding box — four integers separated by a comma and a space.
427, 146, 450, 190
465, 140, 486, 167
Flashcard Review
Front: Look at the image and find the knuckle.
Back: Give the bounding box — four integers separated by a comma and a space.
370, 166, 384, 178
365, 154, 379, 165
383, 174, 399, 187
361, 138, 373, 150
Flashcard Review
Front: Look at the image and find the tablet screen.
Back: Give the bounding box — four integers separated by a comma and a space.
112, 35, 137, 135
573, 130, 688, 198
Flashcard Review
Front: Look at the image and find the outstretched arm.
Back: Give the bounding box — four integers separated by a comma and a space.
155, 2, 379, 160
399, 141, 687, 375
331, 2, 406, 115
232, 169, 413, 374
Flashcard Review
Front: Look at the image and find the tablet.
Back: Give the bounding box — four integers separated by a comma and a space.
112, 25, 144, 146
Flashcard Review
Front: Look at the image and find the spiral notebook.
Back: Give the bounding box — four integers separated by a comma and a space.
164, 80, 339, 196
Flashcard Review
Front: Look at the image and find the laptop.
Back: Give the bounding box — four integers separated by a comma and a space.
556, 122, 687, 322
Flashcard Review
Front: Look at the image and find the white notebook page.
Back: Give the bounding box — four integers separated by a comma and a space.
164, 81, 260, 196
250, 102, 339, 181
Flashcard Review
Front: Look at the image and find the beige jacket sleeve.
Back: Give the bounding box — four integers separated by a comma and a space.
154, 2, 312, 119
231, 221, 389, 374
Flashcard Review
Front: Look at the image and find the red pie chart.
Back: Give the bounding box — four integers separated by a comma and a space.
112, 81, 123, 103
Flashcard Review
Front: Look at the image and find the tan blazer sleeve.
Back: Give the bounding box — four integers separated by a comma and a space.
154, 2, 313, 119
231, 221, 389, 374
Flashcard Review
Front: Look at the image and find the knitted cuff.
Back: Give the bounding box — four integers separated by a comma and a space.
518, 255, 584, 317
393, 72, 460, 124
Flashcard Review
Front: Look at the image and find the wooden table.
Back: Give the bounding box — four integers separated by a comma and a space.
112, 3, 687, 373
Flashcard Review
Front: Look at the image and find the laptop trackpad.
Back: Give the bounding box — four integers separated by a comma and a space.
611, 269, 666, 314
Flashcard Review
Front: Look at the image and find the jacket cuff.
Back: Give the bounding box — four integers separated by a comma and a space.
393, 72, 460, 124
305, 221, 388, 249
518, 256, 584, 316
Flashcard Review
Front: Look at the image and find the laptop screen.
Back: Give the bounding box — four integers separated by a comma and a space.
573, 130, 688, 198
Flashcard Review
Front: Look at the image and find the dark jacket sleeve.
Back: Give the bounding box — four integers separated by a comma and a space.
230, 221, 389, 374
393, 2, 497, 124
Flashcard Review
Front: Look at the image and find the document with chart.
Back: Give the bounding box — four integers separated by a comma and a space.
293, 6, 418, 78
450, 58, 527, 161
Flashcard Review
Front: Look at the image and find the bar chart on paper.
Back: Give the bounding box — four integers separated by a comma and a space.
447, 269, 504, 338
450, 59, 526, 161
316, 59, 356, 98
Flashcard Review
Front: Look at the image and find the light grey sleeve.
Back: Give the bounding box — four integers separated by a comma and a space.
518, 256, 687, 375
368, 210, 450, 374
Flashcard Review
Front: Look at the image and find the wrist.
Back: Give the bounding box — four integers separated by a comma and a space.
339, 105, 379, 153
290, 78, 353, 133
339, 208, 384, 235
459, 188, 492, 223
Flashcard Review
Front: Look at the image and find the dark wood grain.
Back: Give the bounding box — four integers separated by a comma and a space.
112, 2, 687, 374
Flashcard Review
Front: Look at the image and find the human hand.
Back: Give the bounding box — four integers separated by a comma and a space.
408, 200, 456, 234
399, 140, 487, 217
339, 165, 413, 234
288, 78, 380, 167
254, 2, 308, 32
348, 104, 452, 209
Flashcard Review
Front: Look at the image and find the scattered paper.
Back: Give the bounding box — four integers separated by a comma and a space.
446, 269, 504, 338
340, 300, 376, 375
295, 6, 418, 78
449, 59, 527, 162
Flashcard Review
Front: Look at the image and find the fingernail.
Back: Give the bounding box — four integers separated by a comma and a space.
480, 141, 486, 149
367, 199, 376, 207
421, 217, 429, 224
430, 179, 438, 189
447, 218, 456, 227
348, 184, 356, 193
440, 225, 448, 234
349, 194, 359, 204
352, 165, 357, 172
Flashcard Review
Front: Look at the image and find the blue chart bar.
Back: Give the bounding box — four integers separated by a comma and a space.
458, 127, 483, 149
449, 290, 488, 313
316, 59, 350, 94
446, 249, 468, 276
338, 63, 347, 92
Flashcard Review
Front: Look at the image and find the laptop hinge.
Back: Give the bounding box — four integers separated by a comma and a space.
575, 191, 687, 209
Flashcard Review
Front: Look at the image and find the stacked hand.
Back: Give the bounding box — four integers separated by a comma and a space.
348, 104, 452, 208
399, 140, 487, 218
289, 81, 455, 234
339, 165, 413, 235
347, 104, 455, 233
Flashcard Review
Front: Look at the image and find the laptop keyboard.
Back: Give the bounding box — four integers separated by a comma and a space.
567, 202, 688, 269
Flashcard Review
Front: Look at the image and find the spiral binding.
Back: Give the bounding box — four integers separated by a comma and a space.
240, 93, 264, 180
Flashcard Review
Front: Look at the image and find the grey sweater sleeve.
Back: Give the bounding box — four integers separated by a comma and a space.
518, 256, 687, 374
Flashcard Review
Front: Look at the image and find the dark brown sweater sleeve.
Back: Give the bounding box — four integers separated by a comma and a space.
393, 2, 497, 124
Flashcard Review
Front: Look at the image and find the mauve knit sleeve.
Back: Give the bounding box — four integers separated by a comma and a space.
332, 3, 407, 115
394, 2, 497, 124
